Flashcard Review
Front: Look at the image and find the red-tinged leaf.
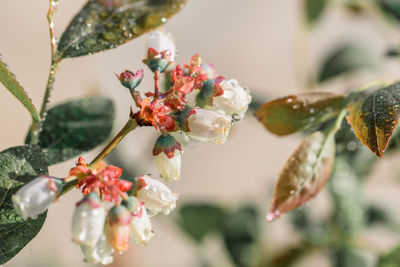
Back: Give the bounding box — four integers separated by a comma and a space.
266, 131, 335, 222
347, 81, 400, 157
255, 92, 345, 136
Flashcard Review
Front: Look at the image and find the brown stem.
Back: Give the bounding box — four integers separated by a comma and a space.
60, 118, 139, 196
89, 118, 138, 168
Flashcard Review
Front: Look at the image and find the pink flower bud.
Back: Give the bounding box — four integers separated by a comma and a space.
72, 193, 106, 247
12, 176, 63, 220
105, 205, 131, 253
117, 69, 143, 90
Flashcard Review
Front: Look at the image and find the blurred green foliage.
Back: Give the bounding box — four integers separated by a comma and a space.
174, 2, 400, 266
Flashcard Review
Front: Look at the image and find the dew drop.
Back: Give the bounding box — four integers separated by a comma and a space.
346, 141, 357, 151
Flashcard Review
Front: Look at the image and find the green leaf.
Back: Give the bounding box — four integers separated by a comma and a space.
255, 92, 345, 136
377, 0, 400, 22
57, 0, 186, 59
0, 146, 48, 264
222, 205, 260, 267
347, 81, 400, 157
0, 58, 40, 123
377, 245, 400, 267
267, 130, 336, 222
177, 203, 227, 243
318, 44, 374, 83
304, 0, 327, 25
27, 97, 114, 165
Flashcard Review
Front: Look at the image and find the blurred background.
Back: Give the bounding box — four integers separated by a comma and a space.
2, 0, 400, 266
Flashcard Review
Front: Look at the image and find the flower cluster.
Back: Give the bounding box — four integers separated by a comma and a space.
11, 29, 251, 265
70, 164, 177, 264
12, 160, 176, 264
118, 29, 252, 182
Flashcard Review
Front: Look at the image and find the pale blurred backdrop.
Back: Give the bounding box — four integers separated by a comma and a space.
1, 1, 400, 267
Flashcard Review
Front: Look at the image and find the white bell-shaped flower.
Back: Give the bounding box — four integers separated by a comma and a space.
154, 150, 182, 182
12, 176, 63, 220
212, 79, 251, 120
146, 30, 176, 61
135, 175, 177, 216
72, 192, 106, 247
81, 234, 114, 265
187, 108, 232, 144
122, 196, 153, 244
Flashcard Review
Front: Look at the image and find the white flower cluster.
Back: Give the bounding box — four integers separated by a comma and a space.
71, 175, 176, 264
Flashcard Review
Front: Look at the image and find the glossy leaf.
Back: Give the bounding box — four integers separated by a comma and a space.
222, 205, 260, 267
255, 92, 345, 136
0, 58, 40, 123
27, 97, 114, 164
57, 0, 186, 58
177, 203, 227, 242
304, 0, 327, 25
346, 81, 400, 157
0, 146, 48, 264
266, 131, 335, 222
318, 44, 373, 83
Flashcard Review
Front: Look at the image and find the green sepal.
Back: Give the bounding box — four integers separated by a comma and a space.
153, 134, 182, 158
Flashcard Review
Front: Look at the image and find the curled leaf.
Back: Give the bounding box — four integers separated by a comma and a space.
255, 92, 345, 136
266, 131, 335, 222
58, 0, 186, 58
346, 81, 400, 157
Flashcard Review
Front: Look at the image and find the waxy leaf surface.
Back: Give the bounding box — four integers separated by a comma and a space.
267, 131, 335, 222
347, 82, 400, 157
0, 58, 40, 123
58, 0, 186, 58
28, 97, 114, 164
0, 146, 48, 264
255, 92, 345, 136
